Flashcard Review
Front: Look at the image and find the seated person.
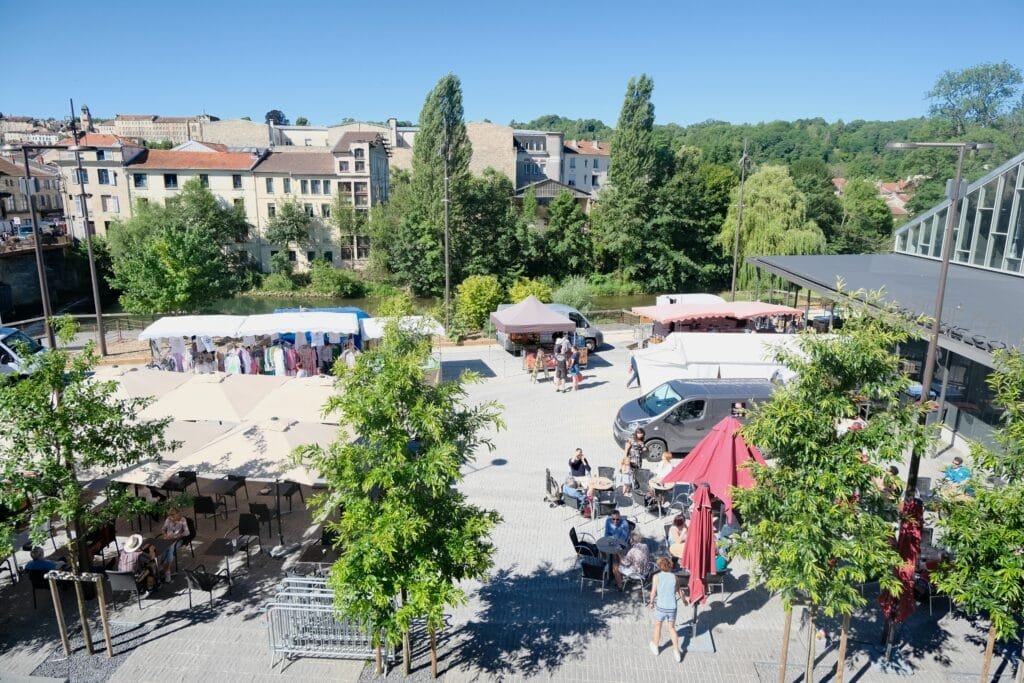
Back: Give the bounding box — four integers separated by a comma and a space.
569, 448, 591, 480
943, 457, 971, 490
24, 546, 63, 573
117, 534, 159, 592
604, 509, 631, 543
613, 531, 650, 588
651, 451, 674, 482
562, 476, 587, 510
668, 515, 687, 550
714, 547, 730, 574
159, 508, 189, 582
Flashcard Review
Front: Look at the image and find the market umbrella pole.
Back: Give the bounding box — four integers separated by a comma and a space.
275, 479, 285, 546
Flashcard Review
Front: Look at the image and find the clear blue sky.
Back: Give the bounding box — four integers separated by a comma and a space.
4, 0, 1023, 127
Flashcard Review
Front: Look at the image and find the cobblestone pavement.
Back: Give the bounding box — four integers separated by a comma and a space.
1, 333, 1019, 682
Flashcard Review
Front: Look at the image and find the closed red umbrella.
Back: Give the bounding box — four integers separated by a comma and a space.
880, 497, 924, 624
682, 483, 717, 606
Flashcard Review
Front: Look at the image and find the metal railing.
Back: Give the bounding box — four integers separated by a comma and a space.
265, 576, 393, 668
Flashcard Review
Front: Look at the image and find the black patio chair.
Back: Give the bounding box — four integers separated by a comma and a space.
227, 475, 250, 502
234, 513, 264, 567
184, 564, 231, 608
621, 562, 653, 604
249, 503, 275, 538
579, 556, 608, 596
597, 466, 615, 480
278, 481, 304, 512
705, 571, 726, 596
181, 517, 197, 559
106, 570, 144, 610
635, 469, 654, 493
194, 496, 225, 532
594, 489, 617, 518
27, 570, 50, 610
569, 527, 598, 558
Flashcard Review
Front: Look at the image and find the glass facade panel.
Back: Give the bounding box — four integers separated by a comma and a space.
930, 213, 944, 258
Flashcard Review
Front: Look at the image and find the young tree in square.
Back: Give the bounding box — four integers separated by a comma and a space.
296, 295, 503, 675
266, 200, 313, 248
0, 319, 173, 644
731, 295, 923, 682
932, 349, 1024, 683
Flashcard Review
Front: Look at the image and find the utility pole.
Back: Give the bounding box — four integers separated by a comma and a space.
730, 140, 751, 301
69, 98, 107, 355
18, 148, 57, 349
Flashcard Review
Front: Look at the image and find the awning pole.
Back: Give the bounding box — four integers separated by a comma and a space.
275, 479, 285, 546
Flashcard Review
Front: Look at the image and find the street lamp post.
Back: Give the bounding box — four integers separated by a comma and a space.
730, 140, 752, 301
884, 140, 993, 500
2, 138, 103, 354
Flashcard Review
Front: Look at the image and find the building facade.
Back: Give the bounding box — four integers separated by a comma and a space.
110, 114, 218, 144
0, 156, 63, 222
562, 139, 609, 194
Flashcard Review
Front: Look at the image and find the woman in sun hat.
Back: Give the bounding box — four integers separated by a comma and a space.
117, 534, 158, 592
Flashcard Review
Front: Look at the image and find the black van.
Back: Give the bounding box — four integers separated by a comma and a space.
612, 378, 775, 460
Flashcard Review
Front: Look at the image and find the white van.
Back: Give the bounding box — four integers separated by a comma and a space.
0, 327, 45, 376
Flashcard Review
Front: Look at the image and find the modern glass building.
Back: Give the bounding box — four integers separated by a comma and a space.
749, 150, 1024, 449
894, 150, 1024, 274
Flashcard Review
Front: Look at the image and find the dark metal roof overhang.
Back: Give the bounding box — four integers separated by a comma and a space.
748, 253, 1024, 367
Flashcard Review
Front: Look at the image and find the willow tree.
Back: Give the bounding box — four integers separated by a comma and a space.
932, 349, 1024, 683
297, 295, 503, 676
717, 165, 826, 293
731, 295, 921, 682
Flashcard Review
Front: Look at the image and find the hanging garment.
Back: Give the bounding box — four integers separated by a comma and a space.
294, 332, 308, 348
318, 344, 335, 373
272, 346, 287, 377
238, 347, 252, 375
199, 335, 216, 353
225, 351, 242, 375
284, 347, 299, 376
298, 346, 318, 376
252, 347, 265, 375
311, 332, 325, 348
216, 352, 226, 373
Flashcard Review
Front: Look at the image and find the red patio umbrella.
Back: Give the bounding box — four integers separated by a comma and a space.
662, 416, 766, 522
682, 483, 717, 607
880, 497, 924, 624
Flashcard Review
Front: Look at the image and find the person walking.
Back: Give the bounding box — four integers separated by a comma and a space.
569, 347, 582, 392
649, 556, 686, 661
553, 344, 568, 393
626, 354, 641, 389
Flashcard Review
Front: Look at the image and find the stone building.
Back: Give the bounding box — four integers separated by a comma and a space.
110, 114, 218, 144
0, 156, 63, 222
562, 139, 609, 194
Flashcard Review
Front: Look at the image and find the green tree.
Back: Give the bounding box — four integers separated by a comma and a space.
731, 298, 921, 681
903, 179, 946, 217
459, 169, 521, 284
265, 109, 288, 125
596, 75, 658, 280
836, 178, 894, 254
107, 179, 252, 313
295, 116, 310, 126
552, 275, 593, 312
933, 349, 1024, 682
791, 157, 843, 245
455, 274, 503, 329
508, 277, 552, 303
270, 250, 293, 276
266, 200, 313, 247
515, 186, 544, 277
309, 258, 365, 297
0, 319, 173, 635
927, 61, 1024, 134
717, 165, 826, 291
544, 191, 592, 277
297, 297, 503, 674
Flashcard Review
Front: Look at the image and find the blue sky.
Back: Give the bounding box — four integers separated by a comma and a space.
4, 0, 1023, 127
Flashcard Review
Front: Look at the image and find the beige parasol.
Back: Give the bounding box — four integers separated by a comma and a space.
245, 376, 340, 424
139, 372, 289, 423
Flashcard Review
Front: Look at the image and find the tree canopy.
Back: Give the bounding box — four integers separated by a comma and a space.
265, 200, 313, 247
265, 109, 288, 125
927, 61, 1024, 134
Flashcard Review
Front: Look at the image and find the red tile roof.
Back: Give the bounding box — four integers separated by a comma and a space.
55, 133, 127, 147
831, 177, 847, 191
127, 149, 259, 171
564, 139, 610, 156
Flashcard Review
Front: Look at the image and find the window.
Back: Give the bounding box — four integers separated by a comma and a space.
307, 250, 315, 262
163, 174, 178, 189
283, 178, 291, 193
100, 195, 120, 213
73, 196, 84, 216
300, 179, 309, 194
233, 198, 244, 211
95, 150, 106, 161
592, 175, 599, 188
356, 235, 370, 259
265, 177, 274, 193
199, 174, 209, 188
75, 168, 88, 184
97, 169, 110, 185
354, 195, 368, 207
339, 161, 349, 172
593, 159, 599, 170
666, 400, 707, 425
341, 182, 352, 193
321, 203, 331, 217
354, 182, 367, 194
133, 173, 147, 188
584, 159, 589, 168
354, 148, 364, 159
569, 158, 576, 169
339, 237, 354, 260
322, 180, 330, 194
567, 178, 576, 187
304, 203, 314, 217
323, 250, 333, 262
232, 174, 242, 189
267, 203, 276, 218
311, 179, 321, 194
355, 161, 365, 172
288, 250, 296, 262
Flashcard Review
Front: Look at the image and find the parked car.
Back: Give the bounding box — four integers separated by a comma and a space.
0, 327, 45, 376
612, 378, 776, 459
494, 303, 604, 353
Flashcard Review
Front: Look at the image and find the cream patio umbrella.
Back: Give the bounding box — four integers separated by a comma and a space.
93, 365, 192, 401
139, 372, 289, 423
245, 376, 340, 424
107, 420, 237, 488
162, 418, 341, 544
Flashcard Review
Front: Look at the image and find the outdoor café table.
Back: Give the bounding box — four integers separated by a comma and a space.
204, 538, 239, 583
161, 472, 197, 496
143, 536, 180, 568
203, 479, 243, 513
588, 477, 614, 491
596, 536, 627, 562
297, 543, 340, 574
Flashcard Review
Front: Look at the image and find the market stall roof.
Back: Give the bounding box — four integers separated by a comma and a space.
360, 316, 445, 340
631, 301, 804, 325
633, 332, 800, 388
246, 376, 339, 424
138, 315, 245, 340
162, 418, 339, 485
139, 372, 289, 422
234, 311, 359, 337
655, 293, 727, 306
488, 295, 575, 334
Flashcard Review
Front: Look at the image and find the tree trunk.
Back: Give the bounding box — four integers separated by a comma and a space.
836, 613, 851, 683
429, 623, 438, 678
980, 622, 996, 683
403, 629, 411, 676
1016, 642, 1023, 683
48, 576, 71, 656
777, 607, 793, 683
805, 606, 816, 683
374, 640, 382, 675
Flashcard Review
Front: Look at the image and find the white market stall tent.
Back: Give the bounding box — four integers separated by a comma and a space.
359, 315, 445, 341
138, 311, 360, 341
138, 315, 246, 340
632, 332, 802, 389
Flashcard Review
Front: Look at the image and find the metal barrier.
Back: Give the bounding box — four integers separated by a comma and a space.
266, 576, 392, 668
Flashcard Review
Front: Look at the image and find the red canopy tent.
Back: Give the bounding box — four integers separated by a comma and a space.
661, 416, 766, 521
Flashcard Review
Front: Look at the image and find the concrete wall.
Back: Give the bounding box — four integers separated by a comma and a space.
198, 119, 282, 147
466, 122, 516, 182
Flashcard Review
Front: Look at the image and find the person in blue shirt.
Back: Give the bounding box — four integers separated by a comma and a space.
943, 456, 971, 489
605, 509, 631, 542
24, 547, 61, 573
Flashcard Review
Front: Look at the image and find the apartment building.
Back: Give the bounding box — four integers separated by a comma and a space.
562, 139, 609, 194
514, 130, 564, 187
45, 133, 145, 237
110, 114, 218, 144
0, 156, 63, 221
251, 133, 390, 271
